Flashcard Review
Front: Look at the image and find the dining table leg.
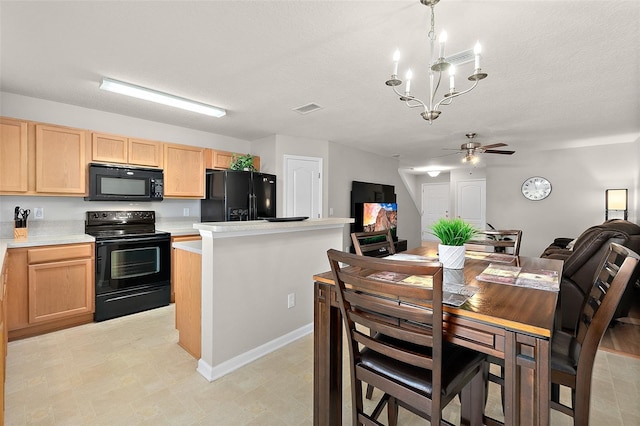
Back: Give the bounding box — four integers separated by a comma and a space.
503, 330, 551, 426
314, 282, 343, 426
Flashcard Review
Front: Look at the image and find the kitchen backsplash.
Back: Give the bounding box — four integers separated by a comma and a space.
0, 220, 85, 239
1, 196, 199, 220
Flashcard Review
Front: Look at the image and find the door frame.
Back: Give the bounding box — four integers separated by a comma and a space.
283, 154, 323, 218
421, 182, 451, 241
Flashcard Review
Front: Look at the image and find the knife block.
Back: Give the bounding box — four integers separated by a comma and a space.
14, 226, 28, 241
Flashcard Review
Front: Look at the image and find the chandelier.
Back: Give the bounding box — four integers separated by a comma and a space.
385, 0, 487, 123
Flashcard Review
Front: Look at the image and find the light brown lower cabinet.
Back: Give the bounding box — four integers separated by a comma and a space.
173, 246, 201, 359
6, 243, 95, 340
1, 254, 8, 420
171, 235, 201, 303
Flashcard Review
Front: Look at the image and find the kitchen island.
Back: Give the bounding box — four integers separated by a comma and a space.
192, 218, 352, 382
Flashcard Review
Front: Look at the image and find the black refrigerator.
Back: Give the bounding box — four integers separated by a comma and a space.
201, 170, 276, 221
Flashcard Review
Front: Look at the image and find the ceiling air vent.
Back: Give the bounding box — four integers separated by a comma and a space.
445, 48, 475, 66
293, 103, 323, 115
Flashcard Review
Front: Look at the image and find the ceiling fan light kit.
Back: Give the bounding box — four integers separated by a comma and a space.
385, 0, 487, 124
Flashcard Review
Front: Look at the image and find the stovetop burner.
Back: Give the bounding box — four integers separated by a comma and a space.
85, 210, 167, 239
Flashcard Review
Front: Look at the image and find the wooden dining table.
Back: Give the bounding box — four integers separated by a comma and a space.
312, 244, 564, 426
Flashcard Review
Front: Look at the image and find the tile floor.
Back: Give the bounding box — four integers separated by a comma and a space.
4, 304, 640, 425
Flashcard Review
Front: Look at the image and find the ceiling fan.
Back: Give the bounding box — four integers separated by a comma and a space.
448, 133, 515, 163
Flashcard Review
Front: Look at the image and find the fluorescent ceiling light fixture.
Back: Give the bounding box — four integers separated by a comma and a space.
99, 78, 226, 118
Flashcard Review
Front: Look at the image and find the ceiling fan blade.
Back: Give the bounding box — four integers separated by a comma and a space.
433, 151, 462, 158
480, 143, 508, 149
484, 149, 515, 155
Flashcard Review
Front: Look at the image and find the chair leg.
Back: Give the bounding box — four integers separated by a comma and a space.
550, 382, 560, 403
387, 396, 398, 426
460, 368, 485, 426
365, 383, 375, 399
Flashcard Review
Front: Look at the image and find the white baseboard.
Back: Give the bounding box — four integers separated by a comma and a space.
196, 322, 313, 382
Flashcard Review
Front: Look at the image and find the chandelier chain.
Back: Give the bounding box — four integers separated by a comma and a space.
428, 5, 436, 42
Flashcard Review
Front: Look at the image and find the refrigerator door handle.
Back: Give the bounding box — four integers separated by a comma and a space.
249, 194, 257, 220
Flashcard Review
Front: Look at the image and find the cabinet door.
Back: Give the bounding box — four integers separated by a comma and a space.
163, 143, 204, 198
213, 150, 233, 169
28, 258, 94, 323
5, 249, 29, 331
129, 138, 163, 167
0, 118, 29, 192
174, 247, 201, 359
35, 124, 87, 194
171, 235, 201, 303
92, 132, 128, 164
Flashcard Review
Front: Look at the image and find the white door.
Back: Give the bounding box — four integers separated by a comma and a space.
421, 183, 450, 241
284, 155, 322, 218
456, 179, 486, 230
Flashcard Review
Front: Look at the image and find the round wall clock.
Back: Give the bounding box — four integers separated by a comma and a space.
521, 176, 552, 201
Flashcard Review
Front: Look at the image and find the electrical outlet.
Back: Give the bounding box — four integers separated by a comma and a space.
183, 207, 190, 217
34, 207, 44, 220
287, 293, 295, 309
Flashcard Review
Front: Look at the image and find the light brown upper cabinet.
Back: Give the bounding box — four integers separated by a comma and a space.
35, 124, 87, 195
163, 143, 204, 198
0, 117, 29, 192
92, 132, 163, 168
204, 148, 261, 171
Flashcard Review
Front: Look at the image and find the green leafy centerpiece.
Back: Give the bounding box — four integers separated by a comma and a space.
429, 218, 478, 269
230, 153, 256, 171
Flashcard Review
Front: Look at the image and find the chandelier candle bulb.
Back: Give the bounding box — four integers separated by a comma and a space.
405, 69, 413, 94
439, 31, 447, 58
392, 50, 400, 76
449, 66, 456, 90
474, 42, 482, 70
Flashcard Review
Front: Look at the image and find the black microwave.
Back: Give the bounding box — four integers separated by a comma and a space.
86, 163, 164, 202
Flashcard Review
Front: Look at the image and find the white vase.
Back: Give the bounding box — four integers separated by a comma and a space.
438, 244, 466, 269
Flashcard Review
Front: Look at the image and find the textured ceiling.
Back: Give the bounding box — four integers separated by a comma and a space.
1, 1, 639, 172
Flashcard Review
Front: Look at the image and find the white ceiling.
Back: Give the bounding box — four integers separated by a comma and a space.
1, 1, 639, 172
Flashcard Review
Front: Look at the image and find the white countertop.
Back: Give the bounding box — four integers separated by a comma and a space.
1, 234, 95, 249
194, 218, 353, 238
172, 240, 202, 255
0, 234, 96, 273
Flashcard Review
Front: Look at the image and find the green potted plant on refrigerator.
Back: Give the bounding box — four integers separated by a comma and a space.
229, 153, 256, 171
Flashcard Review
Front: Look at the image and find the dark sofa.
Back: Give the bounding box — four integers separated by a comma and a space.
540, 219, 640, 331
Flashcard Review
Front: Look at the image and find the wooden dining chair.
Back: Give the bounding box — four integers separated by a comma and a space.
351, 229, 396, 257
466, 229, 523, 256
327, 249, 486, 425
549, 242, 639, 424
485, 242, 640, 425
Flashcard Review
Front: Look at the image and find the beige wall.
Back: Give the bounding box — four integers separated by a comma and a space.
486, 140, 639, 257
327, 143, 422, 252
0, 92, 248, 151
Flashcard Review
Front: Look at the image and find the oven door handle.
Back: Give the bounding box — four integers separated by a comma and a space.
95, 235, 170, 245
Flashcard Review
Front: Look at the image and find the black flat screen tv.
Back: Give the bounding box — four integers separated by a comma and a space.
351, 181, 398, 241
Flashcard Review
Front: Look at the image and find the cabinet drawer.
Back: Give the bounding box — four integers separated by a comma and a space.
28, 244, 93, 264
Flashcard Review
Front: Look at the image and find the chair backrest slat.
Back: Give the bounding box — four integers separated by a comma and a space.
351, 230, 396, 256
353, 331, 434, 370
467, 229, 523, 256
